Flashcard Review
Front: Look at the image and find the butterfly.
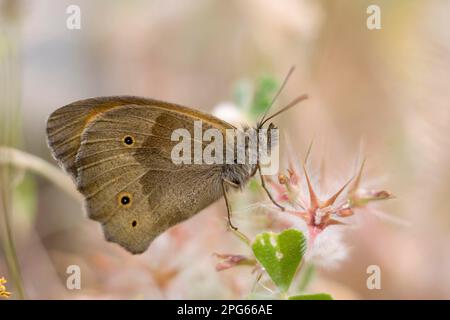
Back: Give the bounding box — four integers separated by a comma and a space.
46, 69, 307, 254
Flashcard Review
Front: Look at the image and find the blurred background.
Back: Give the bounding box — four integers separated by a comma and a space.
1, 0, 450, 299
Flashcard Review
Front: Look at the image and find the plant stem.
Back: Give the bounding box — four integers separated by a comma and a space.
0, 147, 82, 202
0, 4, 26, 298
0, 147, 82, 300
0, 166, 25, 299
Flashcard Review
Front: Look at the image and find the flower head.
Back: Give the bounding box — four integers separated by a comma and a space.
0, 277, 11, 299
267, 156, 393, 250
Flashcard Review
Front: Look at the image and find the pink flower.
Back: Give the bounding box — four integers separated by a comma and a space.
268, 158, 393, 248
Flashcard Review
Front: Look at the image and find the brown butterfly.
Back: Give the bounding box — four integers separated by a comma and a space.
46, 72, 307, 254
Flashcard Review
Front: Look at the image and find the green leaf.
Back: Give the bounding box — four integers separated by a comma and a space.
252, 229, 306, 292
250, 75, 278, 119
233, 79, 253, 111
288, 293, 333, 300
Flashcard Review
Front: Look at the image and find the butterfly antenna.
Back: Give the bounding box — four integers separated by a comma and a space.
259, 65, 296, 126
259, 94, 308, 127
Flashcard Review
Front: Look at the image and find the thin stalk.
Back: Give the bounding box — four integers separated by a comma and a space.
0, 147, 82, 202
0, 166, 25, 299
0, 3, 27, 299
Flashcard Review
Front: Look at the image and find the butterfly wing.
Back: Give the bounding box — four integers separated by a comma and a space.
47, 96, 235, 254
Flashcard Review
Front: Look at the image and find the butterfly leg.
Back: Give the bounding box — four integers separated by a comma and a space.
257, 165, 285, 211
221, 179, 239, 230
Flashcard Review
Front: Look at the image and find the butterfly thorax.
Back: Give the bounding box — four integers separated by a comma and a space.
222, 163, 255, 187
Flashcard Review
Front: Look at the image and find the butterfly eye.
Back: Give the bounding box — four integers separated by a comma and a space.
123, 136, 134, 146
118, 192, 132, 207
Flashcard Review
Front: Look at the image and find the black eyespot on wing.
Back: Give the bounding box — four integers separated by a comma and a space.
131, 220, 137, 227
118, 192, 132, 207
123, 136, 134, 146
121, 196, 130, 205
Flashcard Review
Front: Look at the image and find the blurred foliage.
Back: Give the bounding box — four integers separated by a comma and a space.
13, 174, 37, 223
251, 76, 279, 120
297, 263, 316, 293
288, 293, 333, 300
233, 75, 279, 122
0, 0, 28, 299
